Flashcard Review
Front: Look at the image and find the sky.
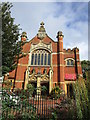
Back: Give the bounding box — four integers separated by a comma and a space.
2, 0, 89, 60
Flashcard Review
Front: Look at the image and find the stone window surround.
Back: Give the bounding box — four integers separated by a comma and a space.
64, 58, 75, 66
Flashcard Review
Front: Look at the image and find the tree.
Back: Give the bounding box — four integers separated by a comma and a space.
73, 79, 90, 120
81, 60, 90, 71
1, 2, 23, 75
0, 2, 2, 77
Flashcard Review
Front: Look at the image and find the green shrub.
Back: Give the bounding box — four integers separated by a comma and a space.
41, 85, 47, 96
27, 83, 35, 96
50, 97, 76, 120
1, 88, 39, 120
50, 86, 63, 99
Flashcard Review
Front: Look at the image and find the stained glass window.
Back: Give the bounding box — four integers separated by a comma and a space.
31, 50, 51, 66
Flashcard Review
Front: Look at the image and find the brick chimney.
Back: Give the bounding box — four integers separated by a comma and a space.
57, 31, 65, 89
21, 32, 27, 41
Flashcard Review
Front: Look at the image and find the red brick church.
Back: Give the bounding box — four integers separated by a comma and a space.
4, 22, 82, 95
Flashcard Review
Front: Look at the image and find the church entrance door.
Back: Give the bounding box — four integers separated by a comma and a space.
67, 84, 74, 98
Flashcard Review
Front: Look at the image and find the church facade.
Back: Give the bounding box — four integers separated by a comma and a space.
4, 22, 82, 95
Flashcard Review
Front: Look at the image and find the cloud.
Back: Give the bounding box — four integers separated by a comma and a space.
8, 2, 89, 60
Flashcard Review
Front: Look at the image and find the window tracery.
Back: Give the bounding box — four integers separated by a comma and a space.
31, 50, 51, 66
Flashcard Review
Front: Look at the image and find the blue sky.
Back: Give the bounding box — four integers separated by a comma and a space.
2, 0, 89, 60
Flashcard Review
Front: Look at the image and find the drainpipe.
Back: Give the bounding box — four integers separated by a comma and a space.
74, 48, 78, 79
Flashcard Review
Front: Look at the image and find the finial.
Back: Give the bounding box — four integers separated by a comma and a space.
58, 31, 63, 36
57, 31, 64, 38
40, 21, 44, 26
21, 31, 27, 41
37, 22, 46, 40
21, 32, 27, 37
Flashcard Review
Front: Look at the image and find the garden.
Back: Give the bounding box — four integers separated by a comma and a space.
1, 75, 90, 120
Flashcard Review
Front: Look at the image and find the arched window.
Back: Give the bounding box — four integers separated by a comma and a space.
66, 59, 74, 66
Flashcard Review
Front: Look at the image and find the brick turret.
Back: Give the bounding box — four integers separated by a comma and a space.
57, 31, 64, 89
74, 47, 82, 78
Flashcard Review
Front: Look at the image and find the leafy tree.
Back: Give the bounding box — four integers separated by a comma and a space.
1, 2, 23, 75
81, 60, 90, 71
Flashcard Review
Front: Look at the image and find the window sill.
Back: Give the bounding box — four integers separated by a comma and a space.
29, 65, 50, 67
65, 65, 74, 67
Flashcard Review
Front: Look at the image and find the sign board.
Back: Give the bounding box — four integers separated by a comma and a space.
65, 74, 76, 80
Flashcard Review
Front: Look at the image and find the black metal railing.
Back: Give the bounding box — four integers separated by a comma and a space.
1, 90, 62, 120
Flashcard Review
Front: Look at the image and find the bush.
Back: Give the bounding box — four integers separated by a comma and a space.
14, 112, 39, 120
50, 97, 76, 120
1, 88, 39, 120
50, 86, 63, 99
41, 85, 47, 96
27, 84, 35, 96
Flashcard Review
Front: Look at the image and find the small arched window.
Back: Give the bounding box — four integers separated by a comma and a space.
66, 59, 74, 66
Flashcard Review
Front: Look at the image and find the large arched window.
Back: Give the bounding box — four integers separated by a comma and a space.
31, 49, 51, 66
